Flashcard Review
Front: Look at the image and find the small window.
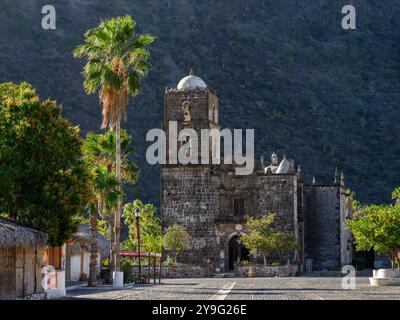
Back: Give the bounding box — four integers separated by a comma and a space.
234, 199, 245, 216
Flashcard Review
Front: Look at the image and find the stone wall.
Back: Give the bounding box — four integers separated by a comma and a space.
303, 185, 342, 271
133, 265, 211, 278
256, 174, 301, 263
256, 174, 296, 233
161, 166, 220, 266
164, 89, 217, 124
339, 190, 353, 266
312, 270, 373, 277
234, 264, 298, 277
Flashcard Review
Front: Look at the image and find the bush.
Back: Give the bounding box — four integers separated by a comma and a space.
121, 258, 134, 284
163, 224, 189, 262
163, 255, 175, 266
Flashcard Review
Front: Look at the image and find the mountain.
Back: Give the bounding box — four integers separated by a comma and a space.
1, 0, 399, 206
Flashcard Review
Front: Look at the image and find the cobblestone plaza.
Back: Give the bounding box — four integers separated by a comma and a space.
64, 277, 400, 300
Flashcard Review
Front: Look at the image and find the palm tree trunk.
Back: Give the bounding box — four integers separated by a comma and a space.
109, 216, 115, 283
88, 206, 99, 287
114, 120, 122, 272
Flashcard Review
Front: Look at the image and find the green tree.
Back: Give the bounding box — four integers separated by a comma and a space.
348, 202, 400, 270
82, 130, 140, 249
74, 15, 155, 272
163, 224, 189, 263
0, 82, 92, 245
82, 130, 139, 284
240, 214, 298, 265
123, 199, 162, 254
83, 165, 121, 286
271, 232, 298, 258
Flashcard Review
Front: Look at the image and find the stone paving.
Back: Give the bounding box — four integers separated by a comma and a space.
63, 277, 400, 300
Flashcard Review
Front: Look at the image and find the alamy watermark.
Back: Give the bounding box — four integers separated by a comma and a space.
342, 5, 356, 30
39, 4, 355, 31
341, 265, 356, 289
41, 5, 56, 30
146, 121, 254, 175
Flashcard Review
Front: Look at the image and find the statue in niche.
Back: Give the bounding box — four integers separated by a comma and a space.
182, 100, 191, 122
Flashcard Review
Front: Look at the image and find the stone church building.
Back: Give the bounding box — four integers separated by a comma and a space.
161, 71, 353, 273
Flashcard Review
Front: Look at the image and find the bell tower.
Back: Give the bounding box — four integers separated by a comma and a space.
163, 70, 220, 163
161, 71, 221, 266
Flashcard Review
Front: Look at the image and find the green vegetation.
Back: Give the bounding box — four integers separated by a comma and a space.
123, 199, 162, 254
240, 214, 298, 265
0, 82, 92, 245
82, 129, 139, 284
73, 15, 155, 273
121, 199, 161, 280
163, 224, 189, 263
348, 188, 400, 269
83, 130, 140, 186
121, 258, 135, 284
163, 255, 176, 267
82, 133, 123, 286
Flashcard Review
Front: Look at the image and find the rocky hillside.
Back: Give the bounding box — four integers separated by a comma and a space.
1, 0, 399, 205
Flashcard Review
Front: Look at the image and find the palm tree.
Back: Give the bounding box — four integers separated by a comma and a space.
82, 130, 140, 281
74, 16, 154, 274
82, 130, 140, 184
86, 165, 121, 286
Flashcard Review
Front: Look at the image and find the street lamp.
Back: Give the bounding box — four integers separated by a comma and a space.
135, 207, 142, 282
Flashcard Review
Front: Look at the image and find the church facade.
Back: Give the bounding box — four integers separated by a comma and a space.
160, 71, 353, 273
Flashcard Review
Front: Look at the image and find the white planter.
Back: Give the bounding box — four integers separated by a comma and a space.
112, 271, 124, 288
370, 269, 400, 286
45, 271, 66, 299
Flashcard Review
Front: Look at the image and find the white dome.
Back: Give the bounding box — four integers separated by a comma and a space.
177, 71, 207, 91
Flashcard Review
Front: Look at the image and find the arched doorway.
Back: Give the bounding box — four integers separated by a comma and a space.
228, 235, 249, 270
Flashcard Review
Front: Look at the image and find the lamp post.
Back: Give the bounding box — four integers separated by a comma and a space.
135, 207, 142, 282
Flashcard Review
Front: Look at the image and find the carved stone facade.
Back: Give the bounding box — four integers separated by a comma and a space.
161, 72, 353, 273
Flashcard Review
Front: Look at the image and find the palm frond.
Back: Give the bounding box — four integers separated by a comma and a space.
74, 15, 154, 128
126, 71, 141, 96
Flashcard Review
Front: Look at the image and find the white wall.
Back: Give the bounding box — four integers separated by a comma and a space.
69, 252, 101, 282
70, 255, 81, 282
